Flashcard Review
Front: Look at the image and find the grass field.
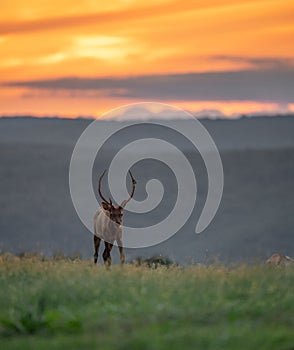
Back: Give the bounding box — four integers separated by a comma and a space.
0, 254, 293, 350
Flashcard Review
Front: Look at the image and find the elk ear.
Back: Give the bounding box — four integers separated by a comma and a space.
101, 201, 110, 210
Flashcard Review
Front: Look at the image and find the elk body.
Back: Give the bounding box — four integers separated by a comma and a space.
93, 170, 136, 266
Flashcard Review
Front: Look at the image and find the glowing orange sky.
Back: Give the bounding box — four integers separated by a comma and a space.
0, 0, 294, 118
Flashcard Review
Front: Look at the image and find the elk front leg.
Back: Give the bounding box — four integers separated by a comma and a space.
117, 239, 125, 265
94, 235, 101, 264
103, 242, 113, 267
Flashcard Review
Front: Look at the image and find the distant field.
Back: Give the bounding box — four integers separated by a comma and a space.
0, 255, 293, 350
1, 116, 294, 262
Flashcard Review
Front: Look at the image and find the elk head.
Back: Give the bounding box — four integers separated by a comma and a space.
98, 170, 137, 225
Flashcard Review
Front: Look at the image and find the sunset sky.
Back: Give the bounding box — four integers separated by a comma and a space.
0, 0, 294, 118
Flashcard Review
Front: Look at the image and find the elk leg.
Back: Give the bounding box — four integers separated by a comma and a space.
117, 239, 125, 265
103, 242, 113, 267
94, 235, 101, 264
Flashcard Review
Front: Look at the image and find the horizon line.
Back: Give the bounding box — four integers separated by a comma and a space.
1, 112, 294, 122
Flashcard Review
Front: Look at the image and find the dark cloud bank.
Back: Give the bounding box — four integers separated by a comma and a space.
5, 66, 294, 103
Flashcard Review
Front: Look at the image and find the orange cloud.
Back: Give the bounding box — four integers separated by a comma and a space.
0, 0, 293, 117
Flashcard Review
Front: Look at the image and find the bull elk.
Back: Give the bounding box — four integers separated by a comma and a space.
93, 170, 136, 266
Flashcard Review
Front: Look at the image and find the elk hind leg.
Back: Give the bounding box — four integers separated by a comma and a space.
103, 242, 113, 267
94, 235, 101, 264
117, 239, 125, 265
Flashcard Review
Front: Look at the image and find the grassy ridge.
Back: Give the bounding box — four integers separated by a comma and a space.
0, 254, 293, 350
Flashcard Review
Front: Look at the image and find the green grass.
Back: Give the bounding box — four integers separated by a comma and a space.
0, 254, 293, 350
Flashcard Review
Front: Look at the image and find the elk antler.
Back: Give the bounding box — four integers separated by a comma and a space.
98, 170, 109, 204
121, 171, 137, 208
